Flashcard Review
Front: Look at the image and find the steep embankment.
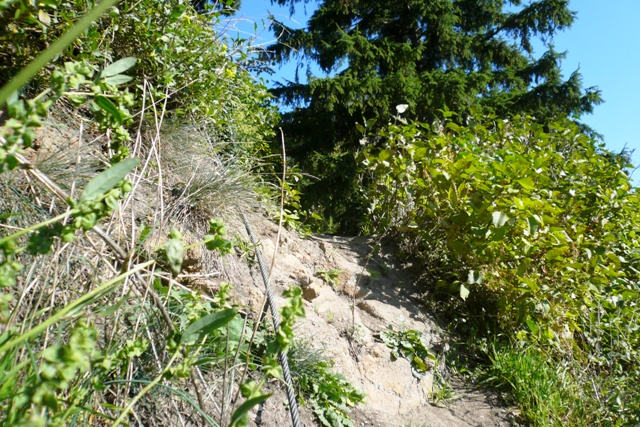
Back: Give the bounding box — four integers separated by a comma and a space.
224, 216, 520, 427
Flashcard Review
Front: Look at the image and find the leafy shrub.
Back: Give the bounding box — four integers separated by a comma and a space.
361, 113, 640, 424
0, 0, 278, 155
104, 0, 278, 149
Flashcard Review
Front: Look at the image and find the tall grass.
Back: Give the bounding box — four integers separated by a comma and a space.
482, 343, 593, 426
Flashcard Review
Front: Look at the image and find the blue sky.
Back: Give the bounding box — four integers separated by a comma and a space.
229, 1, 640, 179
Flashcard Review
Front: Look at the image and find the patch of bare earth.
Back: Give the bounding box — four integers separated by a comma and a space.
220, 216, 522, 427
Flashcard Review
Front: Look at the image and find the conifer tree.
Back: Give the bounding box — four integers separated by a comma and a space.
267, 0, 602, 232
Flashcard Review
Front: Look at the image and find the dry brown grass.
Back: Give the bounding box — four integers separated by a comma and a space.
0, 90, 270, 426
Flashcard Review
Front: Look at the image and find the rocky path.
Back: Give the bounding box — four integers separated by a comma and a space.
223, 217, 520, 427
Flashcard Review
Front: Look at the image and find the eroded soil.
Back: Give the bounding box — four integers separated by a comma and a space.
219, 216, 521, 427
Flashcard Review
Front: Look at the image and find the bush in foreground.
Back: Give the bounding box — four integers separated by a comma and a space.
361, 112, 640, 425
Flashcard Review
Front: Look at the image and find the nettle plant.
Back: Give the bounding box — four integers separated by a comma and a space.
361, 112, 640, 422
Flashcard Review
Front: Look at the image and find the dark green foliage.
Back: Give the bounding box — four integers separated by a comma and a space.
267, 0, 602, 232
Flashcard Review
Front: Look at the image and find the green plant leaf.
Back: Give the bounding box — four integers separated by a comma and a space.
180, 308, 238, 345
101, 57, 137, 78
229, 393, 271, 427
517, 177, 536, 190
94, 95, 123, 124
545, 246, 569, 261
80, 158, 139, 202
158, 230, 184, 276
103, 75, 133, 86
413, 355, 429, 372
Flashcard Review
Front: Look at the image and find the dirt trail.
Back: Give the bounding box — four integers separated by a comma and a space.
223, 216, 520, 427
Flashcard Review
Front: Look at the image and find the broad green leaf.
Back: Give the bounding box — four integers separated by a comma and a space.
229, 393, 271, 427
38, 9, 51, 26
103, 75, 133, 86
491, 211, 509, 228
525, 217, 539, 236
448, 186, 457, 206
412, 355, 428, 372
447, 236, 466, 254
101, 57, 137, 78
446, 122, 462, 132
159, 236, 184, 276
227, 315, 245, 343
414, 147, 427, 161
94, 95, 123, 124
80, 158, 139, 202
517, 177, 536, 190
181, 308, 238, 345
545, 246, 569, 261
450, 211, 468, 226
378, 149, 391, 162
607, 252, 622, 269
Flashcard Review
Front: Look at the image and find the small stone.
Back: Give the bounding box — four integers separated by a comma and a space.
342, 284, 372, 299
302, 284, 321, 301
299, 275, 312, 288
369, 343, 386, 358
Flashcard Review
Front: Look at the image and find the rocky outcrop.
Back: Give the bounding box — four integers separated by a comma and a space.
223, 216, 519, 427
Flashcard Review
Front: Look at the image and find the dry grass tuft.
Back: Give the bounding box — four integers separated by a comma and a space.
0, 96, 272, 425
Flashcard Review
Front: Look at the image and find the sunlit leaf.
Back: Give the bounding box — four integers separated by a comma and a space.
517, 177, 536, 190
80, 158, 139, 202
492, 211, 509, 228
103, 75, 133, 86
101, 57, 137, 78
460, 284, 470, 301
94, 95, 123, 124
181, 308, 238, 345
229, 393, 271, 427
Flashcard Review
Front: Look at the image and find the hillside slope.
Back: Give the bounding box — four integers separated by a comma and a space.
224, 216, 521, 426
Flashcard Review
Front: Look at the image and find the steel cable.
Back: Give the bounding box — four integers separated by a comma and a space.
241, 213, 301, 427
